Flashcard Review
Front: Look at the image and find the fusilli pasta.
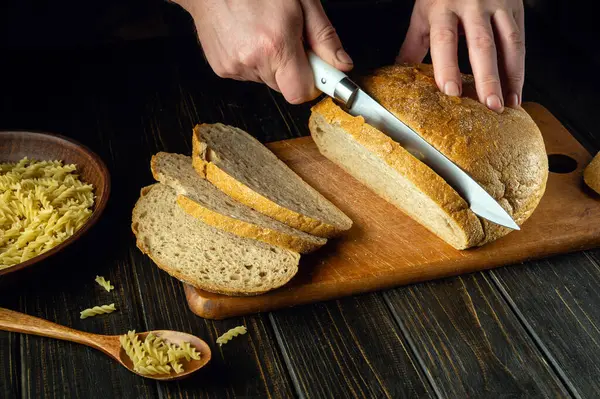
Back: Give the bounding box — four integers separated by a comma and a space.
143, 334, 168, 366
95, 275, 114, 292
170, 361, 184, 374
216, 326, 247, 346
179, 342, 201, 360
133, 364, 172, 375
0, 157, 95, 269
120, 330, 201, 376
119, 334, 142, 365
79, 303, 116, 319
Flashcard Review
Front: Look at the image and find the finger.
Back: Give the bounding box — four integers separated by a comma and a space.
397, 9, 430, 64
254, 69, 281, 93
493, 9, 525, 107
462, 13, 504, 112
274, 39, 319, 104
429, 11, 461, 96
263, 79, 281, 93
300, 0, 353, 71
513, 5, 525, 33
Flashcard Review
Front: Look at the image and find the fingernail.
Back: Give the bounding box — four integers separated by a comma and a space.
508, 93, 520, 107
444, 81, 460, 97
336, 49, 353, 65
486, 94, 504, 112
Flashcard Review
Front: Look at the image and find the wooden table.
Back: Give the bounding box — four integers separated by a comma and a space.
1, 3, 600, 398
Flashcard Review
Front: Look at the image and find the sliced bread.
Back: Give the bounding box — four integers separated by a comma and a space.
310, 99, 481, 249
131, 184, 300, 296
150, 152, 326, 254
309, 64, 548, 250
191, 123, 352, 238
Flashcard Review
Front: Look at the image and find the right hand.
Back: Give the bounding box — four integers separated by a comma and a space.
175, 0, 354, 104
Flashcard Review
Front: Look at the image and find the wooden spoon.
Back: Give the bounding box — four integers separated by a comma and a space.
0, 307, 211, 381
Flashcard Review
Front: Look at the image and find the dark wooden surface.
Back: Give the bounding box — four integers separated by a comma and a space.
1, 2, 600, 398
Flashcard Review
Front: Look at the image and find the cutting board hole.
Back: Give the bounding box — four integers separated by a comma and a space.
548, 154, 577, 173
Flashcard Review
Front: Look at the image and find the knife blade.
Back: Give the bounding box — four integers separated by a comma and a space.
307, 52, 519, 230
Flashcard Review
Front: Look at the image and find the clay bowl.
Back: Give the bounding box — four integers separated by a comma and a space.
0, 131, 110, 276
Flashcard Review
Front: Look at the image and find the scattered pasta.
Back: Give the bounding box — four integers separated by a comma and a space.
216, 326, 247, 346
0, 157, 95, 269
80, 303, 117, 319
120, 330, 201, 376
95, 275, 114, 292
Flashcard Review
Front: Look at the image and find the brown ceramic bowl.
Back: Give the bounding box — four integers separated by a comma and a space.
0, 131, 110, 276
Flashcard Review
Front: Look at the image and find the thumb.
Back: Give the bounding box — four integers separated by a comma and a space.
300, 0, 353, 71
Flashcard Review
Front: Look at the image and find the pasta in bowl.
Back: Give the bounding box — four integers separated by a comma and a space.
0, 131, 110, 275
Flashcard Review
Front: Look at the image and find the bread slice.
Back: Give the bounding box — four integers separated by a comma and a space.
150, 152, 326, 254
191, 123, 352, 238
584, 152, 600, 194
131, 184, 300, 296
310, 99, 482, 249
309, 64, 548, 249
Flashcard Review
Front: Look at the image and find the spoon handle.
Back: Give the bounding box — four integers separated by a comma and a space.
0, 307, 103, 348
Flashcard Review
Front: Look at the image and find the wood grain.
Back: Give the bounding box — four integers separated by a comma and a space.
269, 294, 433, 399
10, 218, 159, 398
186, 102, 600, 319
133, 250, 295, 398
491, 251, 600, 397
0, 331, 19, 399
385, 273, 570, 398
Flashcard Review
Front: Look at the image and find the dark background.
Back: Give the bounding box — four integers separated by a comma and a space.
1, 0, 597, 56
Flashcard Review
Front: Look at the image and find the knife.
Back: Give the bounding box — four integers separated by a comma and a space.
307, 52, 519, 230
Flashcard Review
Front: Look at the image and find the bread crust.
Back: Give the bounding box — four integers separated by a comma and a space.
584, 152, 600, 194
150, 153, 325, 254
176, 195, 324, 253
360, 64, 547, 245
192, 126, 345, 238
310, 99, 482, 249
310, 64, 548, 248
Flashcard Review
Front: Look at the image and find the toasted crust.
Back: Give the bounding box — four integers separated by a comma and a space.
360, 64, 548, 245
131, 184, 294, 296
192, 127, 344, 238
176, 194, 324, 253
584, 152, 600, 194
311, 98, 483, 249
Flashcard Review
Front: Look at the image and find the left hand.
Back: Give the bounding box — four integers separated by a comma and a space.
397, 0, 525, 113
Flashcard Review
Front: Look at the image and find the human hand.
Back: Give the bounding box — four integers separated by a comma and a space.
174, 0, 353, 104
398, 0, 525, 112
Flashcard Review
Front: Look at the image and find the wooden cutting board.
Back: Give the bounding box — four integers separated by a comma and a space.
185, 102, 600, 320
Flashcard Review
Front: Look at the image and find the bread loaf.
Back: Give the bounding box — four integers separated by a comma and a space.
584, 152, 600, 194
309, 64, 548, 249
192, 123, 352, 238
131, 184, 300, 296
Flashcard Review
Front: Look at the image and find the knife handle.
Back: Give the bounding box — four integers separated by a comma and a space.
307, 51, 358, 107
